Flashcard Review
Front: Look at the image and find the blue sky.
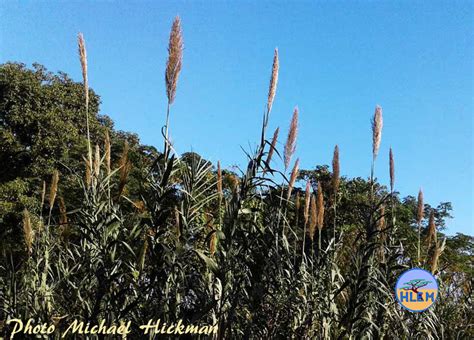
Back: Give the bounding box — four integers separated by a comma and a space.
1, 1, 472, 235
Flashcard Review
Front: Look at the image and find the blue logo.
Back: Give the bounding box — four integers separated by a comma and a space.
395, 268, 438, 312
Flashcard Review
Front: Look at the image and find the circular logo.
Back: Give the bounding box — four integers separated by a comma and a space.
395, 268, 438, 312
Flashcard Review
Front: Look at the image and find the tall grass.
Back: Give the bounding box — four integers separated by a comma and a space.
0, 16, 471, 340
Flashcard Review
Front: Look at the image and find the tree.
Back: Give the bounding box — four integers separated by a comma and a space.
401, 279, 431, 293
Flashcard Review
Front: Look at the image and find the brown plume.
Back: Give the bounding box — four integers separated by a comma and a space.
371, 105, 383, 159
309, 194, 317, 241
59, 197, 68, 226
49, 170, 59, 210
165, 16, 184, 105
105, 130, 111, 176
295, 192, 301, 213
267, 48, 279, 113
417, 189, 424, 224
430, 238, 445, 274
78, 33, 88, 109
316, 181, 324, 230
94, 144, 101, 178
78, 33, 92, 170
217, 161, 223, 200
284, 107, 298, 170
332, 145, 340, 196
426, 211, 437, 250
304, 180, 311, 226
40, 180, 46, 211
22, 209, 33, 255
84, 157, 91, 187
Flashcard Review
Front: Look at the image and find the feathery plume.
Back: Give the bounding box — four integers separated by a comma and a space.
85, 157, 91, 187
287, 158, 300, 200
228, 174, 239, 193
371, 105, 383, 160
58, 197, 70, 242
94, 144, 101, 178
332, 145, 340, 196
40, 180, 46, 211
304, 180, 311, 226
78, 33, 88, 109
267, 48, 279, 113
265, 127, 279, 169
378, 204, 386, 232
284, 107, 298, 170
389, 147, 395, 193
22, 209, 33, 255
58, 197, 68, 226
165, 16, 184, 105
417, 189, 424, 224
49, 170, 59, 210
217, 161, 223, 200
309, 194, 317, 241
426, 211, 437, 250
430, 238, 446, 274
316, 181, 325, 230
416, 188, 424, 264
78, 33, 92, 171
105, 130, 111, 176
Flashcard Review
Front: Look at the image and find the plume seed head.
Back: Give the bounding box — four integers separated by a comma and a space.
287, 158, 300, 200
389, 147, 395, 192
267, 48, 279, 113
332, 145, 340, 195
49, 170, 59, 209
371, 105, 383, 159
105, 130, 111, 176
417, 189, 424, 224
217, 161, 223, 199
165, 16, 184, 105
427, 211, 437, 249
304, 180, 311, 225
22, 209, 33, 255
59, 197, 68, 226
78, 33, 88, 109
430, 238, 445, 274
85, 157, 91, 187
377, 205, 386, 232
316, 181, 325, 230
40, 180, 46, 211
284, 107, 298, 170
309, 194, 317, 241
94, 144, 101, 178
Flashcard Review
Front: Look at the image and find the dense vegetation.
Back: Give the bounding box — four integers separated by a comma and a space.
1, 17, 472, 339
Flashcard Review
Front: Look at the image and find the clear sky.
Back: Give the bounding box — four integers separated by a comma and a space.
1, 1, 472, 235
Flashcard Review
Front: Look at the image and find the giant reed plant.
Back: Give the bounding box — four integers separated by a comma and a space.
1, 16, 472, 340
